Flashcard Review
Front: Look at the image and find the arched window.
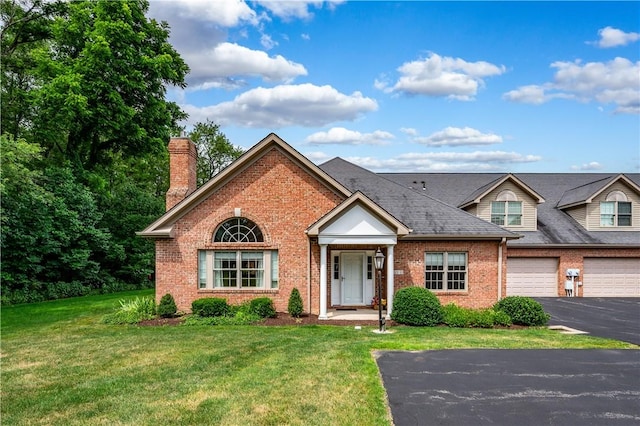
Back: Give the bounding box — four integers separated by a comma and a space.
601, 191, 631, 227
491, 190, 522, 226
214, 217, 264, 243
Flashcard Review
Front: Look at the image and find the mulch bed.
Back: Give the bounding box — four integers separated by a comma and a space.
138, 313, 393, 327
138, 313, 523, 329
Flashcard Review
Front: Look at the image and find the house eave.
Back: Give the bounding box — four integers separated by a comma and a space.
401, 233, 521, 241
135, 227, 174, 239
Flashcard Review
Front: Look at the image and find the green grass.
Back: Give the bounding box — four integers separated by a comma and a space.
1, 291, 636, 426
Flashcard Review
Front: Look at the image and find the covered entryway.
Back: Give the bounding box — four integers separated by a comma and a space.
306, 193, 411, 320
506, 258, 558, 297
583, 258, 640, 297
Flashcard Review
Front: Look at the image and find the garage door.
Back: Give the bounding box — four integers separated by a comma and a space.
507, 258, 558, 297
583, 258, 640, 297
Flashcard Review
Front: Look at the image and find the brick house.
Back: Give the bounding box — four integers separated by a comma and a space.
139, 133, 640, 317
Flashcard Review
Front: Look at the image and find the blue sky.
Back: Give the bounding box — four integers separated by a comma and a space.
148, 1, 640, 173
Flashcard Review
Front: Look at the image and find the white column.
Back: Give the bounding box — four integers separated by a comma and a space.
319, 244, 328, 319
385, 244, 394, 320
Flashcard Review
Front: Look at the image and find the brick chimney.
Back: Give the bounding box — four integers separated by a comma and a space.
166, 137, 197, 211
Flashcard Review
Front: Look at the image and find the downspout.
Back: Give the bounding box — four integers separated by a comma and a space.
497, 237, 506, 300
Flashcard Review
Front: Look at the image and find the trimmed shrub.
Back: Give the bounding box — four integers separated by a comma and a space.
493, 309, 512, 327
288, 288, 303, 318
494, 296, 550, 326
191, 297, 229, 317
101, 296, 156, 324
250, 297, 276, 318
469, 309, 496, 329
391, 286, 443, 326
157, 293, 178, 318
442, 303, 471, 328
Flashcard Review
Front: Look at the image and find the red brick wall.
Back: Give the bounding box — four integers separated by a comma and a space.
507, 246, 640, 297
166, 137, 197, 210
155, 147, 343, 313
392, 240, 503, 309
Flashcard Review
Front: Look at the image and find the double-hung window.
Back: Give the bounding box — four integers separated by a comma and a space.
198, 217, 278, 289
425, 252, 467, 291
491, 190, 522, 226
600, 191, 632, 227
199, 251, 278, 289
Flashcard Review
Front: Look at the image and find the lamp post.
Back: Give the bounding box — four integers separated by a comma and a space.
374, 247, 386, 332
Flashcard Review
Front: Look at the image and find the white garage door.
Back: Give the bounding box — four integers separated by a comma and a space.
583, 258, 640, 297
507, 258, 558, 297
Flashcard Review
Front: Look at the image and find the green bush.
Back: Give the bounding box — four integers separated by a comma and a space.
191, 297, 229, 317
442, 303, 471, 328
101, 296, 156, 324
494, 296, 550, 326
493, 309, 512, 327
288, 288, 303, 318
250, 297, 276, 318
157, 293, 177, 318
469, 309, 496, 328
391, 286, 443, 326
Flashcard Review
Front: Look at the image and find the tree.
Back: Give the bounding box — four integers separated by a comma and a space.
2, 0, 189, 170
189, 120, 244, 186
1, 136, 124, 304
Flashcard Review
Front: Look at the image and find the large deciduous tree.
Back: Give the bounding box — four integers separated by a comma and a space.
189, 120, 245, 186
2, 0, 189, 170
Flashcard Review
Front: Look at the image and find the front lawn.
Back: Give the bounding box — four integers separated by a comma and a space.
1, 291, 636, 425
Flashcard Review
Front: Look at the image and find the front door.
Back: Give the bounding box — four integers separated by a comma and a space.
341, 253, 364, 305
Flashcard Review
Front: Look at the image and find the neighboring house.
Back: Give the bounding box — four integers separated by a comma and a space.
139, 134, 640, 317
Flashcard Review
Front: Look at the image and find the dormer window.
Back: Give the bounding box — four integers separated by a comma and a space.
601, 191, 631, 227
491, 190, 522, 226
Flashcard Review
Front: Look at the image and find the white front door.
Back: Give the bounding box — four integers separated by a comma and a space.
341, 253, 364, 305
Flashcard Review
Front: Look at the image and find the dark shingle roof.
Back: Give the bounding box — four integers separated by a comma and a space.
380, 172, 640, 246
319, 158, 517, 239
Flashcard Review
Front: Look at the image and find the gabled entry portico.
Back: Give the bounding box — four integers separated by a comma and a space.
306, 192, 411, 320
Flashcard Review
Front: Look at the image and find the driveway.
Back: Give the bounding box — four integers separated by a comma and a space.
534, 298, 640, 345
377, 349, 640, 426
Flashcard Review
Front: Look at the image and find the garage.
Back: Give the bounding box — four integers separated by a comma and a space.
583, 258, 640, 297
506, 258, 558, 297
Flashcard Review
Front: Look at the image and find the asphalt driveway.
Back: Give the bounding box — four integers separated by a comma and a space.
534, 298, 640, 345
377, 349, 640, 426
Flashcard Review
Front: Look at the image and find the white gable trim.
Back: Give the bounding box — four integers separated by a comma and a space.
318, 204, 397, 245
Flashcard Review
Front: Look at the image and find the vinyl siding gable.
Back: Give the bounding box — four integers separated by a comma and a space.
586, 181, 640, 231
476, 181, 538, 231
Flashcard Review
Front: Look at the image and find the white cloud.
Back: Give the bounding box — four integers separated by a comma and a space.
184, 42, 307, 88
413, 127, 502, 147
344, 150, 541, 172
595, 27, 640, 48
305, 127, 394, 145
400, 127, 418, 136
182, 83, 378, 128
260, 34, 278, 50
301, 33, 311, 41
380, 53, 506, 100
150, 0, 258, 27
255, 1, 346, 20
571, 162, 603, 171
503, 57, 640, 114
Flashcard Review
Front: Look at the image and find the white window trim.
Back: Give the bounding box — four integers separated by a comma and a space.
491, 200, 523, 227
424, 251, 468, 292
600, 200, 632, 227
198, 250, 278, 290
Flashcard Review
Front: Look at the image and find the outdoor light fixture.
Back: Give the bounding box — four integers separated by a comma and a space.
374, 247, 385, 332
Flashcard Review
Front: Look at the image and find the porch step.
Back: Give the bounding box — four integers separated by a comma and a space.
326, 309, 387, 321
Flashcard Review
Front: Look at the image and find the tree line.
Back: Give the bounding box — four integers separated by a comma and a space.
1, 0, 243, 304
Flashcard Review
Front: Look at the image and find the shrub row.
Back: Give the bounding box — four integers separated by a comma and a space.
391, 287, 549, 328
442, 303, 512, 328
